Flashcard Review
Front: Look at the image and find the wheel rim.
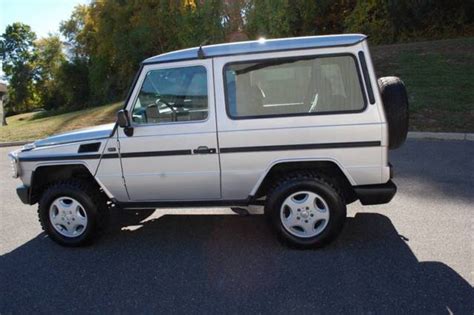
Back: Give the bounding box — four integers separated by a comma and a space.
280, 191, 330, 238
49, 197, 88, 238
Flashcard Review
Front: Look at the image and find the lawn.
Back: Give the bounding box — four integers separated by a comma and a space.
0, 103, 122, 142
371, 37, 474, 132
1, 37, 473, 142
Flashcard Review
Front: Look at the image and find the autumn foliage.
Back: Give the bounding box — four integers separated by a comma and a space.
1, 0, 472, 114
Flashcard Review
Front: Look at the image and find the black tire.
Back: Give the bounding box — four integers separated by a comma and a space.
378, 76, 409, 150
265, 172, 346, 249
38, 179, 109, 247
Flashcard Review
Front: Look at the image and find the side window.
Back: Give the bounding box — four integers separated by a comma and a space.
224, 55, 365, 118
132, 66, 208, 124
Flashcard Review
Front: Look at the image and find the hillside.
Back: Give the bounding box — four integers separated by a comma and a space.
371, 37, 473, 132
0, 103, 121, 142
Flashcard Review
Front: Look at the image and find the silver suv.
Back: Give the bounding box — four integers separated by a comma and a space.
9, 34, 408, 248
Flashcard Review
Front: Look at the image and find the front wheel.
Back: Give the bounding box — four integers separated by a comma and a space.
265, 172, 346, 249
38, 179, 108, 247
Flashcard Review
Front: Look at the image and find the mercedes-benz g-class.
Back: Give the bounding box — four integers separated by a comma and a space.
9, 34, 408, 248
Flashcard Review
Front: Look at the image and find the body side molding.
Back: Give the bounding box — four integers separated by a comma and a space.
220, 141, 381, 153
19, 141, 381, 162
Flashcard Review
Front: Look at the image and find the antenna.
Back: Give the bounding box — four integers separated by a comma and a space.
197, 38, 210, 59
197, 46, 205, 59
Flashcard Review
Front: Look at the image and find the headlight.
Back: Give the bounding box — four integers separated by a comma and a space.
8, 153, 19, 178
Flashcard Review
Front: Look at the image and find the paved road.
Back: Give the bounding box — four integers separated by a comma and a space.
1, 140, 473, 314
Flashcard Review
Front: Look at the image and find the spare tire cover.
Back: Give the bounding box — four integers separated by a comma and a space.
378, 76, 409, 150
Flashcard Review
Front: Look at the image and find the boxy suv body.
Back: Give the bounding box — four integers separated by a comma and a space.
9, 34, 408, 248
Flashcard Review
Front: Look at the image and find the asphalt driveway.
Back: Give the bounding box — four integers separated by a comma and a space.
1, 140, 473, 314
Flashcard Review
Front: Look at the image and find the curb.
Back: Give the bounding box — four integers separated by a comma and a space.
0, 132, 472, 148
0, 141, 30, 148
407, 132, 473, 141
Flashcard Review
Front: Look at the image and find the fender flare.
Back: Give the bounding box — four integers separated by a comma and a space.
249, 158, 356, 197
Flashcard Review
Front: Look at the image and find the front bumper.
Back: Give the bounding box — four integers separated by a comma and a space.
354, 180, 397, 205
16, 185, 30, 205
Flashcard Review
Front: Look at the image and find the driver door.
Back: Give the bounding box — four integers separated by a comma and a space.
117, 59, 221, 201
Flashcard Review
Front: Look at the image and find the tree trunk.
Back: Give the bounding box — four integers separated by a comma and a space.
0, 97, 7, 126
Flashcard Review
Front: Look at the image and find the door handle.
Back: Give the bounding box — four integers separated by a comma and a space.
193, 146, 216, 154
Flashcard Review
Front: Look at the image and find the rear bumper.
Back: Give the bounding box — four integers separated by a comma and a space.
16, 185, 30, 205
354, 180, 397, 205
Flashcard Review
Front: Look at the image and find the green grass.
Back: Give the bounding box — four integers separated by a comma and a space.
0, 103, 122, 142
371, 37, 474, 132
1, 37, 473, 142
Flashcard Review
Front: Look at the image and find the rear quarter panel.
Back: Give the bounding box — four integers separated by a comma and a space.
213, 43, 389, 200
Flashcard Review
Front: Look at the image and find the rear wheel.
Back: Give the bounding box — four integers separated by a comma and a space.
279, 191, 330, 238
38, 179, 108, 247
265, 172, 346, 249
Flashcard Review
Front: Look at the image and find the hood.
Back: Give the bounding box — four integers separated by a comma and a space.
34, 123, 115, 147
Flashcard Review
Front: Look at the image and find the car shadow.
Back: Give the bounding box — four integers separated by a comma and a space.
1, 212, 473, 314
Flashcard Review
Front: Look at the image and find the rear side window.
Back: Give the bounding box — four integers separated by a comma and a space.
132, 66, 208, 124
224, 55, 366, 119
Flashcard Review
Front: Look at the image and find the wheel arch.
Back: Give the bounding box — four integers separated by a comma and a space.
250, 159, 357, 204
29, 163, 106, 205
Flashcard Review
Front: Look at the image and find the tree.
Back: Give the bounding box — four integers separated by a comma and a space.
56, 58, 90, 109
243, 0, 356, 39
387, 0, 474, 41
57, 0, 229, 106
344, 0, 395, 44
245, 0, 294, 38
60, 4, 95, 59
32, 0, 472, 114
0, 82, 7, 126
35, 35, 66, 110
0, 23, 38, 113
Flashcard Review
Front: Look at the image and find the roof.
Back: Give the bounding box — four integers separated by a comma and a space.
143, 34, 367, 65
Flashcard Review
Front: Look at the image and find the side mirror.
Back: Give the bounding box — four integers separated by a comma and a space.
117, 109, 130, 128
117, 109, 134, 136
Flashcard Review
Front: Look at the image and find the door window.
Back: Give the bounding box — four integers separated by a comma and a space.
132, 66, 208, 124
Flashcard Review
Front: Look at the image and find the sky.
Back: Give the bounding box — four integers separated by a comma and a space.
1, 0, 89, 82
0, 0, 89, 38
